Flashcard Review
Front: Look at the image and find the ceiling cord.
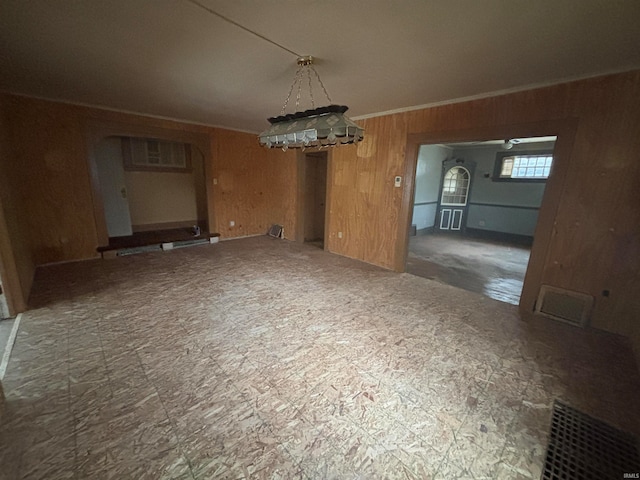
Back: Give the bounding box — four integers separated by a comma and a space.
184, 0, 301, 57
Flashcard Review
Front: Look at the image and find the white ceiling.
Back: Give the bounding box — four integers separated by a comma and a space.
1, 0, 639, 133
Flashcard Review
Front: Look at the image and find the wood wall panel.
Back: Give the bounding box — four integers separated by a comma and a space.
326, 70, 640, 358
4, 98, 99, 265
210, 129, 297, 240
2, 71, 639, 359
0, 94, 299, 312
260, 146, 297, 240
0, 99, 33, 312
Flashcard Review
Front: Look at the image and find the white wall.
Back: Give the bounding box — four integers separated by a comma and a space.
412, 144, 450, 230
124, 170, 198, 227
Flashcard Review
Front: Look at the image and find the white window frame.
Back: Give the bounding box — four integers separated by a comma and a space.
494, 151, 553, 182
440, 166, 470, 206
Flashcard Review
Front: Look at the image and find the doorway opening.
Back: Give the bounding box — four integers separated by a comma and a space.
406, 136, 556, 305
299, 151, 328, 249
94, 136, 209, 251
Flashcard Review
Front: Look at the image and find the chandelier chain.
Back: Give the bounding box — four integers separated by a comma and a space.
307, 67, 315, 108
280, 61, 334, 115
295, 70, 302, 109
311, 65, 332, 104
280, 67, 302, 115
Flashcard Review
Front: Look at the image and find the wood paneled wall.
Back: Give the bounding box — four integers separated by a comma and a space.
0, 94, 298, 309
210, 129, 297, 239
4, 97, 100, 265
2, 72, 639, 357
326, 71, 640, 355
0, 98, 34, 313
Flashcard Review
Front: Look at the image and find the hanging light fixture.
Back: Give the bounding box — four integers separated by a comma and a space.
259, 56, 364, 150
502, 138, 522, 150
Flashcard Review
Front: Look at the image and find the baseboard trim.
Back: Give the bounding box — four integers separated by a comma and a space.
465, 227, 534, 246
416, 226, 435, 236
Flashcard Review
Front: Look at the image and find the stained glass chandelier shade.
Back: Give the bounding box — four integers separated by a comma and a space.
259, 56, 364, 150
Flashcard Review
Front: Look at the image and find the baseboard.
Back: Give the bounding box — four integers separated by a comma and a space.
132, 220, 201, 233
464, 227, 534, 246
220, 233, 267, 241
416, 226, 435, 236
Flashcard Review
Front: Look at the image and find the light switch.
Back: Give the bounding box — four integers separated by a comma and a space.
394, 176, 402, 187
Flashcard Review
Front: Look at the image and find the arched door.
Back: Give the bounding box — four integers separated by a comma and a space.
437, 161, 474, 232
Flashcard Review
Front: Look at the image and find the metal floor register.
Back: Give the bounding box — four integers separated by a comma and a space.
542, 401, 640, 479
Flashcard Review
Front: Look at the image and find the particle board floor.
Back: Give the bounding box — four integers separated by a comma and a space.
407, 233, 531, 305
1, 236, 639, 479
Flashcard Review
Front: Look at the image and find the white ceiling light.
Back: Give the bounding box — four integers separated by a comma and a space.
502, 138, 522, 150
258, 56, 364, 151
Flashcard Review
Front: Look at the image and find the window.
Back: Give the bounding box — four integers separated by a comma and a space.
494, 151, 553, 181
441, 166, 470, 205
122, 137, 192, 172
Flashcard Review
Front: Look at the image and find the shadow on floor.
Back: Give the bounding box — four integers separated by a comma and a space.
406, 232, 531, 305
304, 239, 324, 250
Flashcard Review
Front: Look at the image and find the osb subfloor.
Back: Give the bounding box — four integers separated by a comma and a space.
407, 233, 531, 305
1, 236, 639, 479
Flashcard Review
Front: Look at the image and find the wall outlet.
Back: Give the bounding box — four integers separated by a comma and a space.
229, 220, 235, 227
213, 178, 218, 185
479, 220, 486, 226
338, 232, 343, 239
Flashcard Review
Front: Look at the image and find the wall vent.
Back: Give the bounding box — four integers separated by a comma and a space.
535, 285, 593, 327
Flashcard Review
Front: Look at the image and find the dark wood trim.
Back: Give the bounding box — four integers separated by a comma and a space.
468, 202, 540, 210
464, 227, 534, 246
323, 150, 332, 252
416, 226, 435, 235
295, 150, 305, 244
0, 202, 27, 315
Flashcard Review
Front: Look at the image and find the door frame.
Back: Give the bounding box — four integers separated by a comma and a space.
85, 120, 213, 247
436, 159, 476, 233
296, 149, 331, 248
0, 200, 25, 315
397, 119, 579, 314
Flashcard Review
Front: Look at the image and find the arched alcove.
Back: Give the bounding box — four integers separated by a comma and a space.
85, 121, 214, 248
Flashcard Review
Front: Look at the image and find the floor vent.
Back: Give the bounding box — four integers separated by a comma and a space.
535, 285, 593, 327
542, 401, 640, 480
268, 224, 284, 239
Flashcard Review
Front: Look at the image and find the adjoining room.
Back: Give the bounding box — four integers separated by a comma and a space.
408, 137, 556, 305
